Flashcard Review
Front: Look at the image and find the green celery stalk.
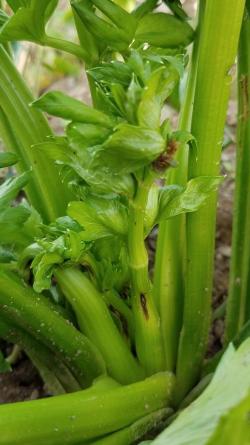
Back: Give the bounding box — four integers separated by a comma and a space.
89, 408, 172, 445
0, 317, 81, 394
225, 8, 250, 342
0, 372, 174, 445
153, 3, 204, 373
175, 0, 246, 402
0, 46, 71, 223
0, 271, 106, 387
128, 172, 165, 375
56, 267, 144, 384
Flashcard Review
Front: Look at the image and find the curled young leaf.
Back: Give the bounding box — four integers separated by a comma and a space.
135, 13, 194, 48
92, 123, 165, 174
72, 0, 136, 52
30, 227, 90, 292
138, 65, 180, 129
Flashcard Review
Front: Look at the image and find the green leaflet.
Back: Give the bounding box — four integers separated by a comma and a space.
135, 13, 194, 48
157, 176, 223, 222
0, 350, 11, 373
32, 91, 114, 128
144, 340, 250, 445
92, 124, 165, 174
137, 65, 179, 129
68, 196, 128, 240
0, 152, 19, 168
0, 0, 58, 44
72, 0, 137, 52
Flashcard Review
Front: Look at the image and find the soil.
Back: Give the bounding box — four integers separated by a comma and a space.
0, 352, 47, 403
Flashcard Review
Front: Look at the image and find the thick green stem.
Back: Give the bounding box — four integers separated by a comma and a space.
153, 3, 204, 373
128, 173, 165, 375
175, 0, 245, 402
0, 46, 71, 222
225, 9, 250, 342
0, 372, 174, 445
0, 317, 81, 394
0, 271, 105, 387
56, 267, 144, 384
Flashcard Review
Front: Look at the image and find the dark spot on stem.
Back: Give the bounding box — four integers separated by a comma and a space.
240, 75, 249, 121
140, 293, 149, 320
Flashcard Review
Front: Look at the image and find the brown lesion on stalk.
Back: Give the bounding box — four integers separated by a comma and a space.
153, 138, 179, 173
140, 293, 149, 320
109, 304, 129, 338
240, 75, 249, 122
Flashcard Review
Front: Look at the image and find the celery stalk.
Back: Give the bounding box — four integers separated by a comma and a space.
225, 8, 250, 342
175, 0, 246, 402
56, 267, 144, 384
0, 372, 174, 445
0, 46, 72, 222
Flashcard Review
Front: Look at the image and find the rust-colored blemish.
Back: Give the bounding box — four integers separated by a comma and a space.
153, 139, 179, 173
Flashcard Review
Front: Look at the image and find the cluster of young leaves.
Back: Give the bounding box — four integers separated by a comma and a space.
13, 52, 219, 300
0, 0, 194, 63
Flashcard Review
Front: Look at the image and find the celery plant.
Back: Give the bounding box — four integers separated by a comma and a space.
0, 1, 248, 444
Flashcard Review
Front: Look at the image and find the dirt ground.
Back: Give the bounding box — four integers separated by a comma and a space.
0, 0, 237, 403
